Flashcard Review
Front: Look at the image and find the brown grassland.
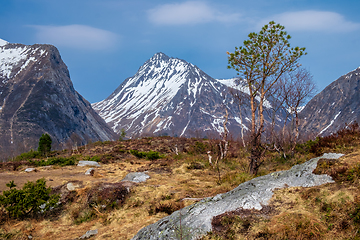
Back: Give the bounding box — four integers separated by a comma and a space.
0, 125, 360, 240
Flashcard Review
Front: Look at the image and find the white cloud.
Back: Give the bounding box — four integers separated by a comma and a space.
30, 25, 119, 50
148, 1, 240, 25
258, 10, 360, 32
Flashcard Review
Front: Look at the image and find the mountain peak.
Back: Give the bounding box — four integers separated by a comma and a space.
0, 38, 8, 47
150, 52, 170, 61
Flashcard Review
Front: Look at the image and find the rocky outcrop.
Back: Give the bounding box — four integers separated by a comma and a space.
131, 153, 343, 240
300, 67, 360, 136
0, 40, 116, 160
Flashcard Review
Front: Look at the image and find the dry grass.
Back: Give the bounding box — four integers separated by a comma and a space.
0, 137, 256, 239
203, 146, 360, 240
2, 131, 360, 240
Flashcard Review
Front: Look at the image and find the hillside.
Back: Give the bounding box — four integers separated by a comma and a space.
0, 39, 116, 160
300, 66, 360, 137
0, 125, 360, 239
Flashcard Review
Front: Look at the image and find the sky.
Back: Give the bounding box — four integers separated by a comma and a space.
1, 0, 359, 103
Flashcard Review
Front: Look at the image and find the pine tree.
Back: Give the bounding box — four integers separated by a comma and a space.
227, 21, 306, 175
38, 133, 52, 156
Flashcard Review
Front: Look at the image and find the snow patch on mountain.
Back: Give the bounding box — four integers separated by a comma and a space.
93, 52, 210, 134
0, 39, 8, 47
97, 57, 189, 124
0, 44, 47, 79
216, 78, 272, 109
319, 111, 341, 135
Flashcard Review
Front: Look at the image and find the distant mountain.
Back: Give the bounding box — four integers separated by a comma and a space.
0, 39, 116, 159
93, 52, 285, 139
300, 66, 360, 137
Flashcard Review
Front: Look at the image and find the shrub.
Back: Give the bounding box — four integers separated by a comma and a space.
130, 150, 147, 159
13, 150, 42, 161
130, 150, 161, 160
28, 156, 76, 167
73, 208, 96, 225
146, 150, 161, 160
0, 179, 60, 219
90, 155, 101, 162
297, 122, 360, 155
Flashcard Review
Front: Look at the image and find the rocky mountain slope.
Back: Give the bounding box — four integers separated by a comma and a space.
300, 66, 360, 137
0, 39, 116, 160
93, 52, 285, 139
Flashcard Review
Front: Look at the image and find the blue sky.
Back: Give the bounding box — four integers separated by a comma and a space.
1, 0, 359, 103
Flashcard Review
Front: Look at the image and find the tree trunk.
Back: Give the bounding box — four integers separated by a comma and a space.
249, 133, 262, 175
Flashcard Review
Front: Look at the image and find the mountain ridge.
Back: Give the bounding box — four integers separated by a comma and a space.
0, 40, 116, 159
300, 66, 360, 137
93, 52, 285, 139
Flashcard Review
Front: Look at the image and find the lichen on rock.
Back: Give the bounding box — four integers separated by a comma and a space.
131, 153, 344, 240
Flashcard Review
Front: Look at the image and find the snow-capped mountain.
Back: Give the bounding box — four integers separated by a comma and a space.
0, 39, 116, 159
93, 52, 285, 138
300, 66, 360, 137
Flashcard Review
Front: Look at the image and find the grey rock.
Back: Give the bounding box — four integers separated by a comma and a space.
24, 168, 36, 173
121, 172, 150, 183
85, 168, 95, 176
77, 161, 101, 167
131, 153, 343, 240
66, 181, 84, 191
52, 180, 83, 204
78, 229, 98, 239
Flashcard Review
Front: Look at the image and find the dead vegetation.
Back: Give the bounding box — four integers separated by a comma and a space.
0, 125, 360, 239
201, 123, 360, 240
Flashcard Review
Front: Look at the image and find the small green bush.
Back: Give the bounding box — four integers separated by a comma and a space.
0, 179, 60, 219
130, 150, 147, 158
90, 155, 101, 162
74, 209, 96, 225
13, 150, 42, 161
146, 150, 160, 160
130, 150, 161, 160
28, 156, 76, 167
295, 137, 320, 154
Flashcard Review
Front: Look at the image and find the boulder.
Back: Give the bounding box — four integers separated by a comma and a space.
85, 168, 95, 176
131, 153, 343, 240
77, 161, 101, 167
25, 168, 36, 173
66, 181, 84, 191
52, 180, 84, 204
78, 229, 98, 239
121, 172, 150, 183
